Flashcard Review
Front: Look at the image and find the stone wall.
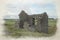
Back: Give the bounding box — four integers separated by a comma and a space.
18, 10, 48, 33
41, 12, 48, 33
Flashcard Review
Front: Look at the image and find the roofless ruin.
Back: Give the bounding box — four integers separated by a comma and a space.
16, 10, 48, 33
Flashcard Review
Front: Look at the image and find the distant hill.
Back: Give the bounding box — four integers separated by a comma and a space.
4, 15, 19, 19
4, 15, 57, 20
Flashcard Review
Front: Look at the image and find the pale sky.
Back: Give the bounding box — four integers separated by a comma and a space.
0, 0, 59, 19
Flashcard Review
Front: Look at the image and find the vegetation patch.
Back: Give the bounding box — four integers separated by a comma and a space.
4, 19, 57, 38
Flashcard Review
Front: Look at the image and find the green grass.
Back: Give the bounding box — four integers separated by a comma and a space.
4, 19, 57, 38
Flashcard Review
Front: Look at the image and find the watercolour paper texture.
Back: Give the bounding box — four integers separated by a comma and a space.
0, 0, 60, 40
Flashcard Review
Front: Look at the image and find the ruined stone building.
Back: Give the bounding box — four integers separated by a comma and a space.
18, 10, 48, 33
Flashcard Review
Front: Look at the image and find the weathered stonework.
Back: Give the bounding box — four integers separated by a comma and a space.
18, 10, 48, 33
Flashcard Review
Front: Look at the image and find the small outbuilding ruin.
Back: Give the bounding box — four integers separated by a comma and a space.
17, 10, 48, 33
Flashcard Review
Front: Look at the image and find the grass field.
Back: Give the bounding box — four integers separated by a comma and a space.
4, 18, 57, 37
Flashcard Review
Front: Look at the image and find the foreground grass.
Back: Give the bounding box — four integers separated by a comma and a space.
4, 19, 57, 37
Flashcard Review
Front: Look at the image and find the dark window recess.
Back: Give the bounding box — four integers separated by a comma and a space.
32, 18, 35, 25
29, 25, 31, 27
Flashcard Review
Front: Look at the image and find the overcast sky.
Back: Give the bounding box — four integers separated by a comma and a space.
0, 0, 58, 19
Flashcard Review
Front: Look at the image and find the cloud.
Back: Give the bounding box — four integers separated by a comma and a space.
7, 0, 54, 5
4, 0, 57, 18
